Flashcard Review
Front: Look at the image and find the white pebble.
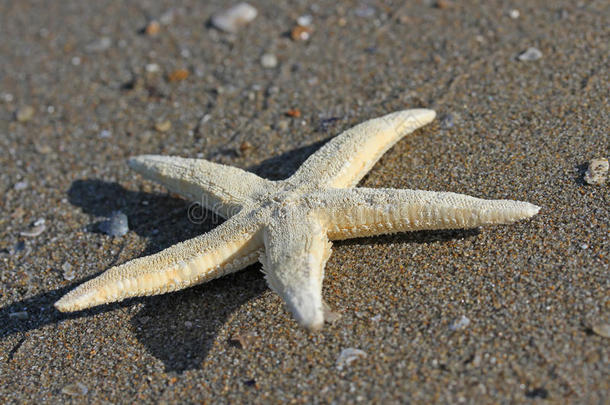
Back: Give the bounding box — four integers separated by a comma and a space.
508, 9, 520, 19
85, 37, 112, 52
159, 9, 176, 25
61, 382, 88, 396
211, 3, 258, 33
584, 158, 608, 185
145, 63, 161, 73
297, 14, 313, 26
260, 53, 278, 68
518, 47, 542, 61
14, 181, 28, 190
1, 92, 14, 102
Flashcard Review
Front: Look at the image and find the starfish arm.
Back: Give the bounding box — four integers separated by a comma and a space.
290, 109, 436, 189
260, 213, 332, 330
128, 155, 275, 218
311, 188, 540, 240
55, 215, 263, 312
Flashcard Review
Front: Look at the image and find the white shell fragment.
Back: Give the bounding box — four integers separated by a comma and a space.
449, 315, 471, 331
211, 3, 258, 33
336, 348, 367, 370
518, 47, 543, 61
583, 158, 608, 185
61, 382, 89, 396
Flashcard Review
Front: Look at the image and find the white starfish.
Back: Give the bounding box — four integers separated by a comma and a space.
55, 109, 540, 330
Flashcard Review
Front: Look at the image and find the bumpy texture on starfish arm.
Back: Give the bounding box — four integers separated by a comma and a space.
55, 109, 540, 330
128, 155, 275, 218
313, 188, 540, 240
55, 215, 263, 312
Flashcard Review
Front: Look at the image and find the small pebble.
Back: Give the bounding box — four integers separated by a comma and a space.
145, 20, 161, 36
61, 382, 88, 396
260, 53, 278, 68
230, 330, 260, 349
238, 141, 254, 156
145, 63, 161, 73
15, 105, 35, 122
449, 315, 471, 331
1, 92, 14, 102
98, 129, 112, 139
99, 211, 129, 237
285, 109, 301, 118
592, 323, 610, 338
159, 9, 175, 25
168, 69, 189, 82
85, 37, 112, 52
71, 56, 81, 66
62, 262, 75, 281
9, 311, 29, 320
20, 223, 46, 237
211, 3, 258, 33
277, 120, 289, 131
184, 321, 193, 328
509, 9, 520, 19
155, 120, 172, 132
13, 181, 28, 191
518, 47, 543, 61
583, 158, 608, 185
440, 113, 455, 129
297, 14, 313, 26
354, 4, 376, 17
291, 25, 313, 41
336, 348, 367, 370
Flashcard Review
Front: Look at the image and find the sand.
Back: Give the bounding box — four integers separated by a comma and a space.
1, 0, 608, 403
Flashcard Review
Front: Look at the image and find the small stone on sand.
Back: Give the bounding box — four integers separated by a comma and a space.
592, 323, 610, 338
211, 3, 258, 33
583, 158, 608, 185
449, 315, 471, 331
15, 105, 35, 122
518, 47, 543, 61
61, 382, 88, 396
155, 120, 172, 132
99, 211, 129, 237
261, 53, 278, 68
13, 181, 28, 190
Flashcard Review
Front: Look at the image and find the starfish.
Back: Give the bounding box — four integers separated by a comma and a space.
55, 109, 540, 330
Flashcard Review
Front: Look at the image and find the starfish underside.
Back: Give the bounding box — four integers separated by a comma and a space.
56, 109, 540, 330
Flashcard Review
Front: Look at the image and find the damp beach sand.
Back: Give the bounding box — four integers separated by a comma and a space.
1, 1, 608, 403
